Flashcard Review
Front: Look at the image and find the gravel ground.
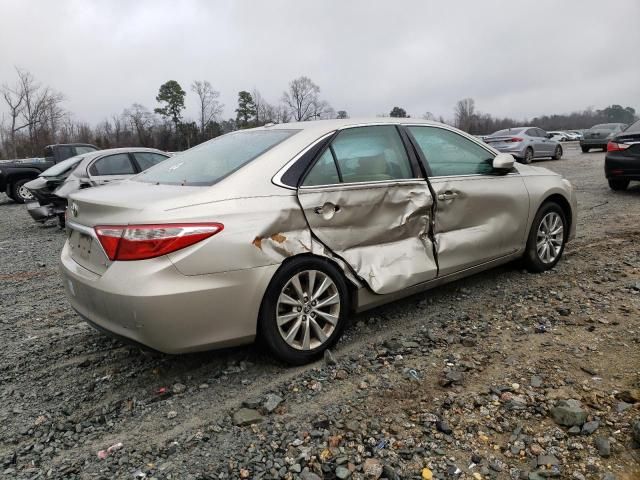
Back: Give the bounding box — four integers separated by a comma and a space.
1, 144, 639, 480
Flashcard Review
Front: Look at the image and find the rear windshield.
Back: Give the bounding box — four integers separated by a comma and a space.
622, 120, 640, 134
591, 124, 618, 130
40, 155, 84, 176
135, 129, 298, 186
489, 128, 524, 137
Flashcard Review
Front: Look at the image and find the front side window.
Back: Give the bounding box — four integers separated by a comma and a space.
408, 126, 495, 177
89, 153, 136, 176
136, 129, 297, 186
303, 126, 413, 185
134, 152, 169, 171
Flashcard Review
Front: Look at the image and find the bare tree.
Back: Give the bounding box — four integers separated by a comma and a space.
1, 77, 25, 158
191, 80, 223, 139
124, 103, 154, 145
282, 76, 324, 121
422, 111, 436, 121
454, 98, 476, 132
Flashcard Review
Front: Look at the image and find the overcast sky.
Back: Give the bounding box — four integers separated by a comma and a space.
1, 0, 638, 125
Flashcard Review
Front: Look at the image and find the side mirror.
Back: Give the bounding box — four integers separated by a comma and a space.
493, 153, 515, 171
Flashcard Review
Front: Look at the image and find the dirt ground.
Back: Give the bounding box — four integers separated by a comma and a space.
0, 143, 638, 480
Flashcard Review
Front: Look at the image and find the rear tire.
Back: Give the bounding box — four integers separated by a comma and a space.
523, 147, 534, 164
11, 179, 35, 204
581, 146, 589, 153
552, 146, 563, 160
608, 179, 629, 191
259, 257, 350, 365
602, 146, 607, 152
523, 202, 567, 273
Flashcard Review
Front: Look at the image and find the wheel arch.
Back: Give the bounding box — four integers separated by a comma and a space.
542, 193, 572, 234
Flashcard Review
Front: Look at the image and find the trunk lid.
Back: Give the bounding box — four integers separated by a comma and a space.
65, 181, 211, 275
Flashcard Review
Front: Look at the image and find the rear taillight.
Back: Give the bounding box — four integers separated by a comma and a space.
607, 141, 630, 152
510, 137, 523, 142
94, 223, 223, 261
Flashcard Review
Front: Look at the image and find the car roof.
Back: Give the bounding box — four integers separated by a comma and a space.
79, 147, 167, 161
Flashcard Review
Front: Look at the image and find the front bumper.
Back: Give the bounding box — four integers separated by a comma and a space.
59, 242, 279, 353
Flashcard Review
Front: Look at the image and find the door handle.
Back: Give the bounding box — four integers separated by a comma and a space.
313, 203, 340, 215
437, 191, 458, 201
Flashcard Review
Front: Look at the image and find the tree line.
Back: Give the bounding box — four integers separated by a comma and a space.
1, 68, 637, 159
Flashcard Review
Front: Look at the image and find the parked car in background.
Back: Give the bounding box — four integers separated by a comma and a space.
565, 131, 582, 141
548, 131, 569, 142
0, 144, 98, 203
60, 118, 576, 364
604, 119, 640, 191
580, 123, 628, 152
25, 148, 169, 226
484, 127, 563, 163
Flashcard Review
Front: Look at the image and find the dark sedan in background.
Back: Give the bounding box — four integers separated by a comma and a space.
580, 123, 627, 152
605, 120, 640, 191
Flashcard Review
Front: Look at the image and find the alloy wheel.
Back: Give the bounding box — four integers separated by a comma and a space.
18, 185, 34, 201
536, 212, 564, 264
524, 149, 533, 164
276, 270, 340, 351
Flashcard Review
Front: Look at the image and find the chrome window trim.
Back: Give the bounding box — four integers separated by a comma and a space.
271, 131, 336, 190
298, 178, 427, 191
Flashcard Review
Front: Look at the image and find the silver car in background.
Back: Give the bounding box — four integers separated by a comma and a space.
485, 127, 563, 163
60, 119, 577, 364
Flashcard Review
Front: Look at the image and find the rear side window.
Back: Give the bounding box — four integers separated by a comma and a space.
56, 146, 76, 161
89, 153, 136, 176
303, 126, 413, 185
133, 152, 169, 171
408, 126, 494, 177
136, 130, 298, 186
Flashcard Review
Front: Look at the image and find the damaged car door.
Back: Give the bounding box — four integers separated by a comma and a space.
407, 125, 530, 277
297, 125, 437, 295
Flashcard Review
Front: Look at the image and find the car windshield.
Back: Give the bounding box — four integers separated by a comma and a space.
490, 128, 524, 136
40, 155, 84, 177
135, 129, 298, 186
592, 124, 618, 130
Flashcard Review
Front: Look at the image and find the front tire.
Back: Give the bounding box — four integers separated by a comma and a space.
259, 257, 350, 365
523, 147, 534, 164
608, 179, 629, 191
12, 179, 35, 204
523, 202, 567, 273
581, 146, 589, 153
552, 146, 563, 160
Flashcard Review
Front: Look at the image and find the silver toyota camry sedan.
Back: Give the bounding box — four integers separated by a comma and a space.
60, 119, 577, 364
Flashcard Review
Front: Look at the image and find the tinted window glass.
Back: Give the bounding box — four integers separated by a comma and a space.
90, 153, 135, 176
134, 152, 169, 171
525, 129, 537, 137
56, 146, 76, 161
303, 149, 340, 186
409, 127, 495, 176
75, 146, 97, 155
136, 130, 297, 186
329, 126, 413, 183
40, 155, 84, 177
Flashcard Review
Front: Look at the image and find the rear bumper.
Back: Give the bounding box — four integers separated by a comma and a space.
604, 153, 640, 180
26, 201, 65, 222
580, 139, 608, 147
59, 242, 279, 353
491, 144, 526, 158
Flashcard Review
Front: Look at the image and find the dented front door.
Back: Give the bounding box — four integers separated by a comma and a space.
297, 181, 437, 294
